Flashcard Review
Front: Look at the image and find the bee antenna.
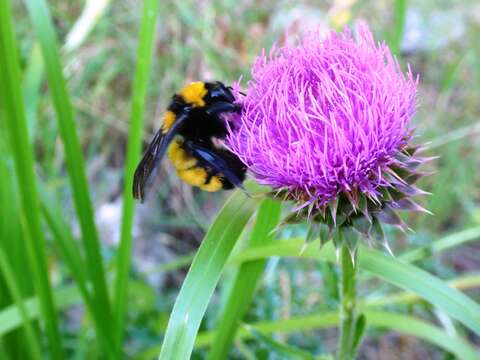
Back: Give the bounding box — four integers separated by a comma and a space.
226, 85, 246, 96
228, 86, 246, 96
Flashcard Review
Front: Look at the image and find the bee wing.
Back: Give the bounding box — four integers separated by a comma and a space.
133, 112, 189, 201
183, 140, 246, 190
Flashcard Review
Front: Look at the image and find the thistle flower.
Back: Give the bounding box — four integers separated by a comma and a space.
226, 23, 431, 250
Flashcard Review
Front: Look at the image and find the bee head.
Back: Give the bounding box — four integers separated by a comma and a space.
205, 81, 236, 105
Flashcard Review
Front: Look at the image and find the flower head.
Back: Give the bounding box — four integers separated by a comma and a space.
227, 23, 430, 248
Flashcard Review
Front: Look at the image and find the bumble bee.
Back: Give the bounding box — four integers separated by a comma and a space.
133, 81, 247, 201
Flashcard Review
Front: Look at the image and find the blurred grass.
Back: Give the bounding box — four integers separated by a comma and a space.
41, 194, 118, 359
0, 247, 42, 360
24, 0, 112, 326
0, 0, 64, 357
389, 0, 408, 56
113, 0, 160, 349
1, 0, 480, 358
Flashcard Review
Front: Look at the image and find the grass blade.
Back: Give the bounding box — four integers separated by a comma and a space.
41, 195, 119, 359
41, 195, 90, 292
113, 0, 161, 347
0, 247, 42, 360
22, 43, 44, 140
388, 0, 408, 55
0, 133, 34, 359
24, 0, 111, 326
64, 0, 112, 52
207, 198, 281, 359
158, 191, 258, 360
0, 1, 64, 357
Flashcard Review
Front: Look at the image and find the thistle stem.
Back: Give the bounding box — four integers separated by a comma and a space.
337, 244, 358, 360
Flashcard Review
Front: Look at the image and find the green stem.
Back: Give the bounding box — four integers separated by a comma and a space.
337, 245, 358, 360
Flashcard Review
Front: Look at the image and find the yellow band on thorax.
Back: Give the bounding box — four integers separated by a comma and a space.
179, 82, 207, 107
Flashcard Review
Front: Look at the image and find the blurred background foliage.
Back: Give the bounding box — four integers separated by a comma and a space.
1, 0, 480, 359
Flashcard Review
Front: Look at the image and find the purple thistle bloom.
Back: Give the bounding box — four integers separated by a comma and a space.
226, 23, 429, 246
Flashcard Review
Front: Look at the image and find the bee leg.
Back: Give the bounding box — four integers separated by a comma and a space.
205, 102, 241, 115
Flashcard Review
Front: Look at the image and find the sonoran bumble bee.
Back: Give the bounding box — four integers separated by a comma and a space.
133, 81, 247, 201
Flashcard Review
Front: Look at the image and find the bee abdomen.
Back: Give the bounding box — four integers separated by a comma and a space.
177, 167, 208, 187
167, 138, 223, 192
201, 176, 223, 192
167, 138, 197, 170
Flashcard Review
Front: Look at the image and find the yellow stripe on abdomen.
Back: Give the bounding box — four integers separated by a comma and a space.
200, 176, 223, 192
177, 167, 208, 187
177, 168, 223, 192
167, 138, 197, 170
168, 136, 224, 192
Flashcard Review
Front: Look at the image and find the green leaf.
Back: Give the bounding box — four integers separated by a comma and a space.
158, 190, 258, 360
141, 253, 195, 275
207, 199, 282, 360
350, 313, 366, 357
399, 226, 480, 263
364, 311, 478, 360
0, 1, 64, 357
195, 312, 338, 348
233, 239, 480, 335
365, 273, 480, 307
246, 326, 316, 360
359, 247, 480, 335
23, 0, 112, 330
0, 286, 80, 337
128, 274, 480, 359
197, 311, 479, 360
113, 0, 161, 347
